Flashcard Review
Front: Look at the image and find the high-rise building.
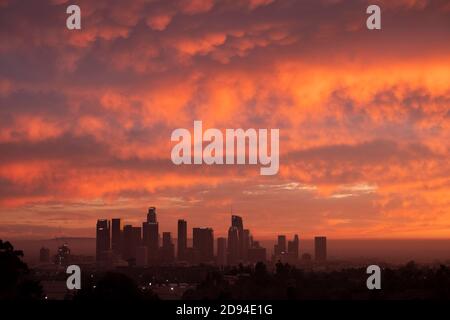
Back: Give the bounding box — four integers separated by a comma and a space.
217, 237, 227, 266
96, 219, 110, 261
122, 224, 133, 261
193, 227, 214, 263
143, 207, 159, 264
111, 218, 121, 255
274, 235, 286, 256
287, 234, 299, 262
39, 247, 50, 263
227, 226, 239, 265
146, 223, 159, 264
161, 232, 175, 263
177, 219, 187, 261
231, 215, 244, 260
314, 236, 327, 261
121, 226, 141, 262
147, 206, 157, 223
132, 227, 142, 251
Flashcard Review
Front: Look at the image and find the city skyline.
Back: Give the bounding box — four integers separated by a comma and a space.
95, 206, 328, 266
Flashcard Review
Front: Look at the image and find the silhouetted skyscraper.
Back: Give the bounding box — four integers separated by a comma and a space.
111, 218, 121, 255
193, 227, 214, 263
147, 206, 157, 223
122, 226, 141, 262
132, 227, 142, 251
231, 215, 244, 260
161, 232, 175, 263
274, 235, 286, 256
96, 219, 110, 261
177, 219, 187, 261
122, 224, 133, 261
315, 236, 327, 261
217, 237, 227, 266
143, 207, 159, 264
288, 234, 299, 262
227, 226, 239, 265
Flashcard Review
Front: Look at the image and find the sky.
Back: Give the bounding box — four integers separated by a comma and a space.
0, 0, 449, 240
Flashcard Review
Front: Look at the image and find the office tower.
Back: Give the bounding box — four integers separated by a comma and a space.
147, 206, 157, 223
39, 247, 50, 263
274, 235, 286, 256
111, 218, 121, 255
231, 215, 244, 260
144, 222, 159, 264
142, 222, 150, 246
227, 226, 239, 265
161, 232, 175, 264
287, 234, 299, 262
130, 227, 142, 261
314, 236, 327, 261
243, 229, 251, 261
177, 219, 187, 261
217, 237, 227, 266
122, 224, 133, 261
136, 246, 148, 267
96, 219, 110, 261
193, 228, 214, 263
143, 207, 159, 264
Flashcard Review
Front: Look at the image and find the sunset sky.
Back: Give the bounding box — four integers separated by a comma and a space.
0, 0, 449, 240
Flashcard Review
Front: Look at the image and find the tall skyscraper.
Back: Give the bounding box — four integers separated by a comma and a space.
217, 237, 227, 266
314, 236, 327, 261
111, 218, 121, 255
122, 224, 133, 261
177, 219, 187, 261
274, 235, 286, 256
143, 207, 159, 264
122, 226, 142, 262
132, 226, 142, 253
147, 206, 157, 223
193, 227, 214, 263
287, 234, 299, 262
231, 215, 244, 260
96, 219, 110, 261
161, 232, 175, 263
227, 226, 239, 265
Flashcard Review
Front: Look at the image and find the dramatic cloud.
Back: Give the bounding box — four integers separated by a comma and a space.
0, 0, 449, 239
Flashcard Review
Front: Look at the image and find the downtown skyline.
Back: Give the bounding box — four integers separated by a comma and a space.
95, 206, 327, 266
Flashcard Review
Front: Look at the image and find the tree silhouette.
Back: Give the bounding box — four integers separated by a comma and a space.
0, 239, 43, 300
